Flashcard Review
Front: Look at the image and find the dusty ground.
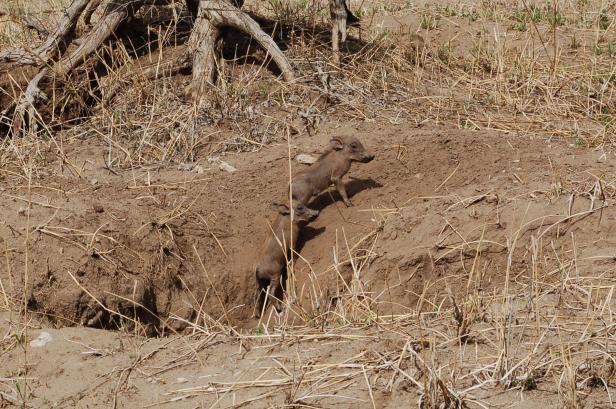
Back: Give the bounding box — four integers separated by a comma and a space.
3, 123, 616, 408
2, 0, 616, 408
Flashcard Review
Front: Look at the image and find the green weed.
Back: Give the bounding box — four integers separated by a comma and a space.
420, 13, 438, 30
599, 12, 610, 30
512, 21, 528, 31
594, 42, 616, 56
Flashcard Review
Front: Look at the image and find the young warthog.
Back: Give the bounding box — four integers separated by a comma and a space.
255, 202, 319, 318
291, 136, 374, 207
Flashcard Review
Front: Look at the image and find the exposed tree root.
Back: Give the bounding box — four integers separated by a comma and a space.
1, 0, 359, 134
54, 0, 146, 78
4, 0, 147, 134
0, 0, 91, 65
21, 15, 50, 39
83, 0, 104, 26
9, 69, 49, 135
184, 4, 222, 100
329, 0, 357, 65
185, 0, 294, 101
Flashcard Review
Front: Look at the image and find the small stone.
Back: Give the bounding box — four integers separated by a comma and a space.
219, 161, 237, 173
176, 377, 188, 384
179, 163, 207, 173
30, 331, 53, 348
90, 179, 99, 186
93, 204, 104, 213
18, 207, 28, 216
296, 154, 317, 165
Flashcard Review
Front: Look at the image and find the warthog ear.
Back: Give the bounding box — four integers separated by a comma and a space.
272, 202, 290, 215
330, 137, 344, 150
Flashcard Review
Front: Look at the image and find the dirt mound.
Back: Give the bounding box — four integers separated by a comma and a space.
1, 123, 614, 335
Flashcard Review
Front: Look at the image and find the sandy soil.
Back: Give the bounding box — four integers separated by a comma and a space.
2, 0, 616, 407
3, 119, 616, 407
2, 122, 611, 330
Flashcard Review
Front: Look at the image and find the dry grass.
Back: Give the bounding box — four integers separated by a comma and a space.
1, 0, 616, 407
0, 0, 614, 172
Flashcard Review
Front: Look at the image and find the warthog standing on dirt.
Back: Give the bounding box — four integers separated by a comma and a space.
291, 136, 374, 207
255, 202, 319, 318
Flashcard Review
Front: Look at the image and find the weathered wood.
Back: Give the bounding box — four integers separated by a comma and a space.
54, 0, 145, 77
201, 0, 291, 76
2, 0, 354, 129
0, 0, 91, 65
22, 15, 49, 39
185, 0, 293, 101
329, 0, 359, 64
2, 0, 147, 135
10, 68, 49, 135
83, 0, 104, 25
329, 0, 346, 64
185, 6, 221, 100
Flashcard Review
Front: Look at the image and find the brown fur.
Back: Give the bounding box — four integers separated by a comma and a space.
255, 203, 318, 318
291, 136, 374, 207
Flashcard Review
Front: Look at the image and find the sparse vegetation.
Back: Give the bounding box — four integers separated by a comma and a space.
419, 12, 438, 30
2, 0, 616, 407
598, 10, 610, 30
511, 4, 565, 26
594, 41, 616, 56
512, 20, 528, 31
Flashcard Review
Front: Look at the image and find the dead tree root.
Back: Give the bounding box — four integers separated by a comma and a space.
184, 0, 294, 101
0, 0, 362, 134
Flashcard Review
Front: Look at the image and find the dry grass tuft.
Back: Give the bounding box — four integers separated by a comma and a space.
1, 0, 616, 407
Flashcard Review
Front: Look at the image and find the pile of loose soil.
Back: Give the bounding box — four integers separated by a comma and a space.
2, 122, 615, 335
